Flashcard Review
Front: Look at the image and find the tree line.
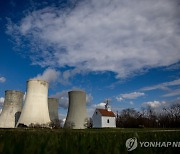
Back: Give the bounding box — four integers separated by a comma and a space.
116, 104, 180, 128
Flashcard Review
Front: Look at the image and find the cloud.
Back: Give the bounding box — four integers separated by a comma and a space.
0, 97, 4, 110
59, 68, 84, 85
142, 98, 180, 109
141, 79, 180, 91
51, 90, 69, 109
51, 90, 93, 109
60, 118, 66, 127
142, 100, 166, 108
169, 98, 180, 105
0, 97, 4, 104
86, 93, 93, 105
129, 101, 134, 105
87, 102, 107, 116
32, 68, 60, 83
0, 77, 6, 83
94, 102, 106, 109
58, 113, 67, 120
87, 100, 116, 117
140, 79, 180, 98
32, 67, 84, 85
23, 92, 26, 102
116, 92, 145, 101
162, 88, 180, 97
87, 107, 96, 117
116, 96, 123, 102
7, 0, 180, 78
165, 62, 180, 70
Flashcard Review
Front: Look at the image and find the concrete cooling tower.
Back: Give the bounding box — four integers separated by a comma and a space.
0, 90, 24, 128
48, 98, 59, 122
17, 79, 50, 127
64, 90, 87, 129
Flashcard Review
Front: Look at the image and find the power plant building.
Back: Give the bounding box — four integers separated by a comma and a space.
0, 90, 24, 128
48, 98, 59, 122
17, 79, 51, 127
64, 90, 87, 129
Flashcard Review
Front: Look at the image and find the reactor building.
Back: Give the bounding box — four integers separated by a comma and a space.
0, 90, 24, 128
48, 98, 59, 122
64, 90, 87, 129
17, 79, 51, 127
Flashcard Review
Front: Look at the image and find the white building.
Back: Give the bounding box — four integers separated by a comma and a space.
92, 106, 116, 128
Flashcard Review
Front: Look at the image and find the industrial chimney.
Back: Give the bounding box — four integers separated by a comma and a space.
64, 90, 87, 129
17, 80, 50, 127
0, 90, 24, 128
48, 98, 59, 122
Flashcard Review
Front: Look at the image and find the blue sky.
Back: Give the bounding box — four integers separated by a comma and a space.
0, 0, 180, 119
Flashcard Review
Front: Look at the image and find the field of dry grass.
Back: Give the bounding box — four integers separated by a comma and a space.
0, 128, 179, 154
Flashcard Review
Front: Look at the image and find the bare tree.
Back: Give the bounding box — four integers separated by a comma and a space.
116, 104, 180, 128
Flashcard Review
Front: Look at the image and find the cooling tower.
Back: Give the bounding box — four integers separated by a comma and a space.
17, 79, 50, 127
0, 90, 24, 128
48, 98, 59, 122
64, 90, 87, 129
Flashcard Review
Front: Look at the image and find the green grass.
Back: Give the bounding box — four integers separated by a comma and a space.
0, 128, 179, 154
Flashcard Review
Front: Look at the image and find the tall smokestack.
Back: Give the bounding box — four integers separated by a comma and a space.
48, 98, 59, 122
17, 80, 50, 127
64, 90, 87, 129
0, 90, 24, 128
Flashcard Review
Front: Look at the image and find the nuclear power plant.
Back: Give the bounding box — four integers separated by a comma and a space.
64, 90, 87, 129
17, 79, 51, 127
48, 98, 59, 122
0, 90, 24, 128
0, 79, 89, 129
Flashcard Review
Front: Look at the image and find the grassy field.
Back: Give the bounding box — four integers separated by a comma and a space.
0, 128, 179, 154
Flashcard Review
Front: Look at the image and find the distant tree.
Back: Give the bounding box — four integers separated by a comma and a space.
49, 119, 63, 128
116, 103, 180, 128
162, 104, 180, 127
116, 108, 140, 128
29, 123, 41, 128
28, 123, 50, 128
84, 118, 93, 128
64, 121, 75, 129
17, 123, 28, 128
